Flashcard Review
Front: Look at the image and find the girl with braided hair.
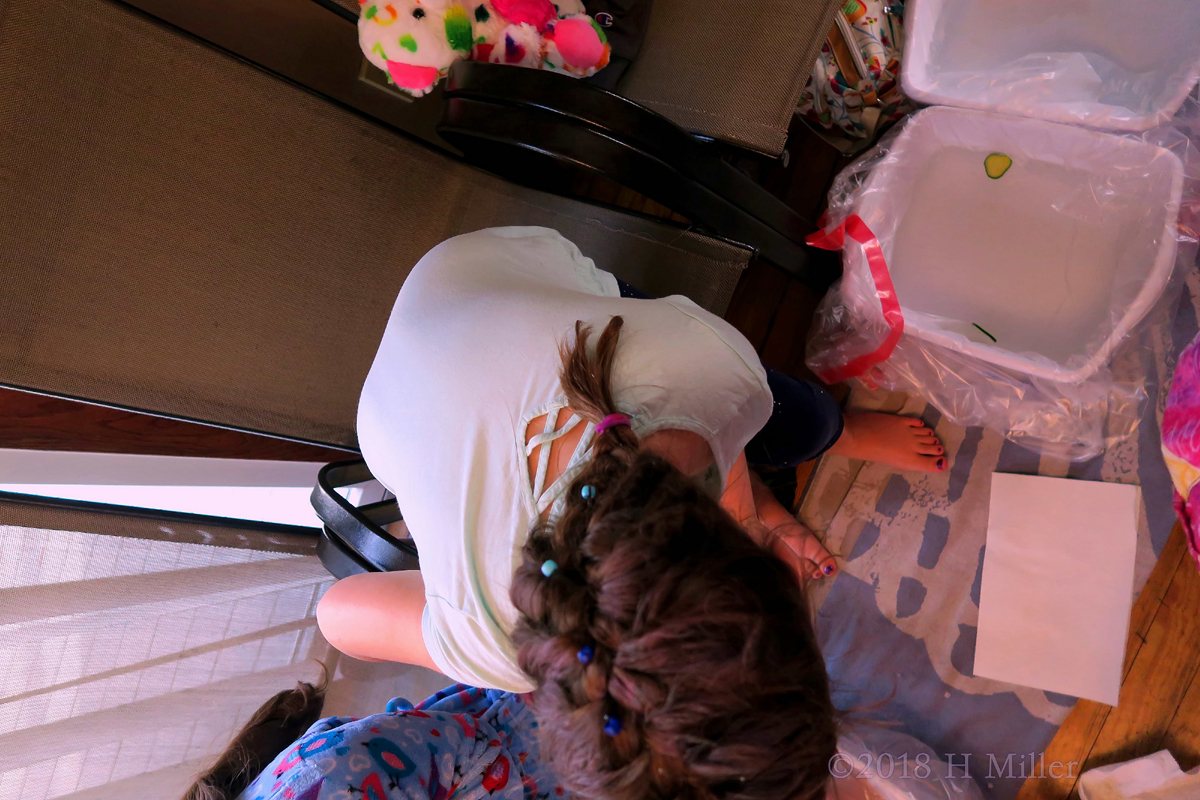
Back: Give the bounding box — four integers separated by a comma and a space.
318, 228, 945, 800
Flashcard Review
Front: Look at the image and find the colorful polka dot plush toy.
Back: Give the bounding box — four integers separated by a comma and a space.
359, 0, 611, 97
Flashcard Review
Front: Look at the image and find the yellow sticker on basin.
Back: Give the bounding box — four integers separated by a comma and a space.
985, 153, 1013, 179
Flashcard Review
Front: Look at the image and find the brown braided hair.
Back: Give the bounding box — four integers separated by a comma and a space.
182, 676, 327, 800
511, 317, 836, 800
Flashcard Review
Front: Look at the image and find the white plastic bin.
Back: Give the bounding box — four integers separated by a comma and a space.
903, 0, 1200, 131
849, 106, 1183, 384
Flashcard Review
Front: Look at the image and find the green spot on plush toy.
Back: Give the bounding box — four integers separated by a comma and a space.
586, 15, 606, 44
444, 5, 474, 52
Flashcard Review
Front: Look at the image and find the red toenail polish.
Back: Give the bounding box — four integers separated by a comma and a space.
824, 564, 835, 575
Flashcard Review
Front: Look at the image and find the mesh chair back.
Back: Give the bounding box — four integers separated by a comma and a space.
619, 0, 842, 155
0, 0, 751, 450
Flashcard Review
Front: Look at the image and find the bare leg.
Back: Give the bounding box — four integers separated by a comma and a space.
767, 414, 945, 580
827, 412, 946, 473
749, 467, 839, 580
769, 521, 839, 580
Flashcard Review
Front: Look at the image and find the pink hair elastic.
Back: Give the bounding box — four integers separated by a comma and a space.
594, 413, 632, 435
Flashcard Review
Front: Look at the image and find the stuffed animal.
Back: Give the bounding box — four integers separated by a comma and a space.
359, 0, 610, 97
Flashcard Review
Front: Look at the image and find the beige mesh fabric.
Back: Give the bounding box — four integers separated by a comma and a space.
619, 0, 842, 155
0, 0, 750, 450
0, 522, 447, 800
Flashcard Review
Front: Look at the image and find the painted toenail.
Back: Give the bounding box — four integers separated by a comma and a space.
823, 564, 835, 575
936, 457, 946, 470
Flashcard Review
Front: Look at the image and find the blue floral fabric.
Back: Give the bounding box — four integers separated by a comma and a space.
238, 685, 567, 800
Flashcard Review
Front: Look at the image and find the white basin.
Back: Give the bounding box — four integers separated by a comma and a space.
851, 106, 1183, 383
902, 0, 1200, 131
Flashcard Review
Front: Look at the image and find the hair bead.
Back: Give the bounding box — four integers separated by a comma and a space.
540, 560, 558, 577
581, 485, 596, 500
577, 645, 594, 664
594, 413, 632, 435
603, 715, 622, 737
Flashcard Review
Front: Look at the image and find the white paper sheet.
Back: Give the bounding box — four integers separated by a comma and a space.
974, 473, 1140, 706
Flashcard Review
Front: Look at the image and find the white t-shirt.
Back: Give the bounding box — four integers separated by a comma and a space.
357, 227, 772, 691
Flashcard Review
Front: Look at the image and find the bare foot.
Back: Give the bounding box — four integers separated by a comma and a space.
827, 412, 946, 473
769, 521, 839, 581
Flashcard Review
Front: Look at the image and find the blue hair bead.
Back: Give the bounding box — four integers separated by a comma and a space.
581, 485, 596, 500
603, 715, 622, 737
540, 559, 558, 577
385, 696, 414, 713
577, 645, 594, 664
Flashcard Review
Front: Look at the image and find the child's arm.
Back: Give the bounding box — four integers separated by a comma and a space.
316, 571, 444, 673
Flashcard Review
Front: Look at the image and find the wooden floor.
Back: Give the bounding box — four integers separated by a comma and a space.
1, 118, 1197, 798
1017, 524, 1200, 799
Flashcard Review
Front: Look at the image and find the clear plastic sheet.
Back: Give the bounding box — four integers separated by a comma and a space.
830, 726, 984, 800
902, 0, 1200, 132
806, 106, 1198, 459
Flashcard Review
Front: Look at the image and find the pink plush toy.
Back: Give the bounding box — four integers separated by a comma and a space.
359, 0, 610, 97
1163, 331, 1200, 574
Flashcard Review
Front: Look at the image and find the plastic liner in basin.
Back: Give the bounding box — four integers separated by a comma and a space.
902, 0, 1200, 131
807, 106, 1191, 458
